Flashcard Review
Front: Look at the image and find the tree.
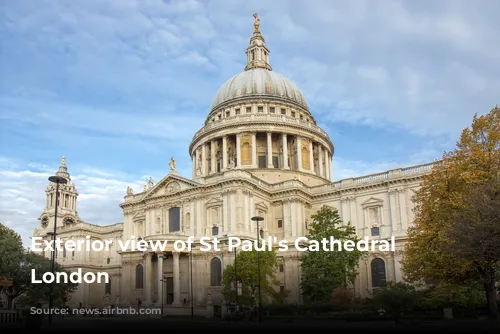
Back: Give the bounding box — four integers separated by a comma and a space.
300, 205, 365, 304
15, 252, 78, 309
0, 223, 25, 308
402, 106, 500, 319
221, 249, 282, 307
0, 223, 78, 309
0, 222, 24, 277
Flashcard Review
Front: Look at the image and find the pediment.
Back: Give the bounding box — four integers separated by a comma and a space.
206, 196, 223, 208
361, 197, 384, 208
255, 201, 268, 213
143, 174, 200, 200
132, 210, 146, 221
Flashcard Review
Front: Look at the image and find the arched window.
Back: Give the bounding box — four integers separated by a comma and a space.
105, 281, 111, 295
210, 258, 222, 286
135, 264, 144, 289
371, 258, 386, 288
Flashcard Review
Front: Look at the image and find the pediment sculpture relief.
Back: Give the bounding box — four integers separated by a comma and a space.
165, 181, 181, 193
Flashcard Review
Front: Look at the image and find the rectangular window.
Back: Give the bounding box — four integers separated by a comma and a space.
258, 156, 266, 168
291, 111, 296, 117
279, 264, 284, 272
277, 219, 283, 228
235, 108, 240, 115
225, 111, 230, 118
169, 207, 181, 232
246, 107, 251, 113
212, 226, 219, 236
270, 107, 275, 113
272, 156, 279, 168
281, 108, 286, 115
258, 106, 263, 113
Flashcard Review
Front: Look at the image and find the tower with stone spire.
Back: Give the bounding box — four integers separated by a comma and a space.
245, 13, 272, 71
37, 156, 79, 231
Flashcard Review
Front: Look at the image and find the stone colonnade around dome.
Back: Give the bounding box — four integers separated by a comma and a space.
191, 102, 333, 181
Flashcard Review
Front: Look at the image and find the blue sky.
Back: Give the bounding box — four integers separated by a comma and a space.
1, 0, 499, 246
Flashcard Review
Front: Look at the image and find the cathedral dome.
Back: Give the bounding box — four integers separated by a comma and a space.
211, 68, 309, 112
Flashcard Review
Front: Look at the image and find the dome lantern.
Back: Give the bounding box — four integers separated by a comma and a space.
245, 13, 272, 71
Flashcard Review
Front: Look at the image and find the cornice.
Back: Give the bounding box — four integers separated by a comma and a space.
209, 95, 312, 117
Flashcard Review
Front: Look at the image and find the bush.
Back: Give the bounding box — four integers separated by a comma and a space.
331, 287, 356, 311
367, 282, 421, 315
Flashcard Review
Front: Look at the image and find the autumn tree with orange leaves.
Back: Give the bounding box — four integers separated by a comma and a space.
402, 106, 500, 319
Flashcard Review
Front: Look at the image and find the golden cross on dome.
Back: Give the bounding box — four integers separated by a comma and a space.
61, 156, 66, 165
253, 13, 260, 32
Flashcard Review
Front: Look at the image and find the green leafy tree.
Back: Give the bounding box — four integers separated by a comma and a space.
16, 252, 78, 308
402, 106, 500, 319
300, 205, 366, 304
221, 249, 283, 307
0, 223, 78, 309
0, 223, 25, 308
422, 282, 486, 309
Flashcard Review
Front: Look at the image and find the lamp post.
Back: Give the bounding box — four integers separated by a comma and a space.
251, 216, 264, 324
47, 175, 67, 325
160, 275, 166, 319
223, 235, 238, 311
190, 244, 197, 321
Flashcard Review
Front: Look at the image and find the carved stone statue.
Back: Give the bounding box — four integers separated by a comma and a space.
126, 186, 133, 195
148, 177, 154, 189
169, 157, 178, 174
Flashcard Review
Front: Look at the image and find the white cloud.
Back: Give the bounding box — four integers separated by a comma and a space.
0, 158, 147, 248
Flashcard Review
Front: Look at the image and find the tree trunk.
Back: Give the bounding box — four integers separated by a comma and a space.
484, 280, 499, 320
7, 295, 14, 310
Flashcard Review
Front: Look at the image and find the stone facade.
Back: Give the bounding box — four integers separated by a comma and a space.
32, 16, 436, 316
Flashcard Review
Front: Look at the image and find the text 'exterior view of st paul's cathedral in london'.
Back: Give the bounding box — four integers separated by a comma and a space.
32, 15, 436, 317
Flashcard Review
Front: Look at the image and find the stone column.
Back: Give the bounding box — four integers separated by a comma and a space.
398, 189, 408, 232
202, 144, 207, 176
192, 153, 195, 179
323, 149, 329, 180
290, 201, 296, 237
309, 140, 314, 173
251, 132, 257, 168
157, 254, 163, 302
318, 145, 324, 177
144, 253, 152, 304
172, 251, 181, 305
389, 190, 399, 233
230, 191, 236, 232
236, 135, 241, 168
296, 136, 302, 171
267, 132, 273, 168
222, 136, 228, 170
195, 149, 200, 177
282, 133, 289, 169
210, 140, 216, 174
222, 191, 228, 233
